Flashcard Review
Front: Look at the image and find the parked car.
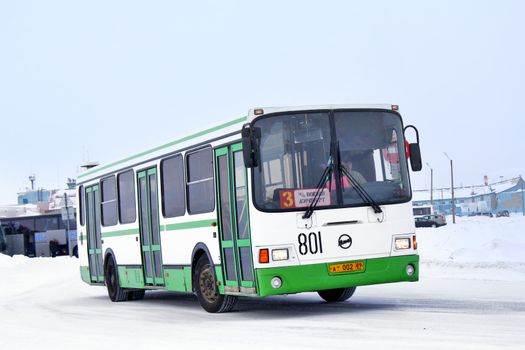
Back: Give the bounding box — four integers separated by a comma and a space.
468, 211, 494, 217
415, 214, 447, 228
496, 210, 510, 217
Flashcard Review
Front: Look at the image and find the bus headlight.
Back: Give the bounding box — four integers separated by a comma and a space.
272, 249, 289, 261
406, 264, 415, 276
395, 238, 411, 250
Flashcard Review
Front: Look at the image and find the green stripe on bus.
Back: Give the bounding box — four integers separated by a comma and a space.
78, 116, 247, 179
101, 228, 140, 238
163, 219, 216, 231
97, 221, 214, 238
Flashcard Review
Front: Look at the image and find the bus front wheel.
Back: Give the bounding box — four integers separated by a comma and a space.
194, 256, 237, 313
318, 287, 356, 303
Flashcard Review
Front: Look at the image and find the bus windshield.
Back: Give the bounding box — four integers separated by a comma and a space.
252, 110, 411, 211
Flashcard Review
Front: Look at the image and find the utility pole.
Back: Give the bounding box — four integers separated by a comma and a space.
444, 153, 456, 224
63, 192, 72, 255
426, 162, 434, 206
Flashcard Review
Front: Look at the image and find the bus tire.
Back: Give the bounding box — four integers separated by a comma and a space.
105, 255, 129, 302
318, 287, 356, 303
194, 256, 237, 313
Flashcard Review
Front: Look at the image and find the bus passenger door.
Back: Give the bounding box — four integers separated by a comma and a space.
137, 168, 165, 286
215, 143, 256, 294
86, 185, 104, 283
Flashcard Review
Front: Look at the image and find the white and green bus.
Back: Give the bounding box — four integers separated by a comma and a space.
77, 104, 422, 313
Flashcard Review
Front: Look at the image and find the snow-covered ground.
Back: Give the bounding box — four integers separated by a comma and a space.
1, 215, 524, 349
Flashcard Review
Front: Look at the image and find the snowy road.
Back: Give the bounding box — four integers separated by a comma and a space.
1, 216, 525, 349
1, 258, 524, 350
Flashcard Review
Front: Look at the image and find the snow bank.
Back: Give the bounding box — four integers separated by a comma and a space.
417, 214, 525, 281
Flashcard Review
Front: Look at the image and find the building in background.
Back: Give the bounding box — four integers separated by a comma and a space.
0, 177, 77, 257
413, 176, 525, 216
17, 188, 52, 205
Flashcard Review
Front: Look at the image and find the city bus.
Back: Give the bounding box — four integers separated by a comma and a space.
76, 104, 422, 312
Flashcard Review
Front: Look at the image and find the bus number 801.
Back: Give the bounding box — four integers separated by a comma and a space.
298, 232, 323, 255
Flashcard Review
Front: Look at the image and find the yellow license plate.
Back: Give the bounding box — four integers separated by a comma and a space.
329, 261, 365, 274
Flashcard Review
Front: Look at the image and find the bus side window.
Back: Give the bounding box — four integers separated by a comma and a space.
101, 176, 118, 226
118, 170, 137, 224
186, 147, 215, 215
161, 154, 185, 218
79, 185, 85, 226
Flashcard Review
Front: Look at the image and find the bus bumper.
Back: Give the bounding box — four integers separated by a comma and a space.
255, 254, 419, 297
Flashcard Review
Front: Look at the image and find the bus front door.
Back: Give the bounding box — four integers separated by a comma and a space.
215, 143, 256, 294
137, 168, 165, 286
86, 185, 104, 283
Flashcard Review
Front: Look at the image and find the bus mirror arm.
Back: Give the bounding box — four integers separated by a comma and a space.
403, 125, 422, 172
241, 123, 261, 168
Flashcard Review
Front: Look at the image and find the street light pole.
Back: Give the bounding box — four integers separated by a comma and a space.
520, 175, 525, 216
426, 162, 433, 207
444, 153, 456, 224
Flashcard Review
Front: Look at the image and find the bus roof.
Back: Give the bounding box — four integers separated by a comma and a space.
77, 104, 399, 184
247, 104, 396, 121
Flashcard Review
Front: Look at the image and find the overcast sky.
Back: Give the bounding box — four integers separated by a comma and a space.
0, 0, 524, 205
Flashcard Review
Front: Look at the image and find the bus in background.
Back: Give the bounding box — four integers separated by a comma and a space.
77, 104, 423, 313
0, 214, 78, 257
0, 224, 6, 253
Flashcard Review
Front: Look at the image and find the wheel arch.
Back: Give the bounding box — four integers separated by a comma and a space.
191, 243, 218, 290
191, 242, 215, 270
103, 248, 117, 273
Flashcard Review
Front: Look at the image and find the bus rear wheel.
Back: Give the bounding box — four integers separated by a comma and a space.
105, 256, 129, 302
194, 256, 237, 313
318, 287, 356, 303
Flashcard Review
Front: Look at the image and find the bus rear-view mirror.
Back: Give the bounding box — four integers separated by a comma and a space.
409, 143, 422, 171
241, 124, 261, 168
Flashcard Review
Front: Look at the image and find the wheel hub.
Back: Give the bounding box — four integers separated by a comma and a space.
199, 266, 218, 303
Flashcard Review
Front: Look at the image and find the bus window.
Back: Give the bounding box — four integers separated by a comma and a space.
79, 185, 85, 226
161, 155, 185, 217
186, 148, 215, 214
118, 170, 137, 224
35, 217, 57, 231
101, 176, 118, 226
0, 224, 6, 252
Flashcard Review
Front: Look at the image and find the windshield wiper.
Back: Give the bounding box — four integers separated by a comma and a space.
339, 164, 383, 214
302, 156, 334, 219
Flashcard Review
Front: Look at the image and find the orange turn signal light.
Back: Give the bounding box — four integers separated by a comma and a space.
412, 235, 418, 250
259, 248, 269, 263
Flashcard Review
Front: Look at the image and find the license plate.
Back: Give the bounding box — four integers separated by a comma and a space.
329, 261, 365, 274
